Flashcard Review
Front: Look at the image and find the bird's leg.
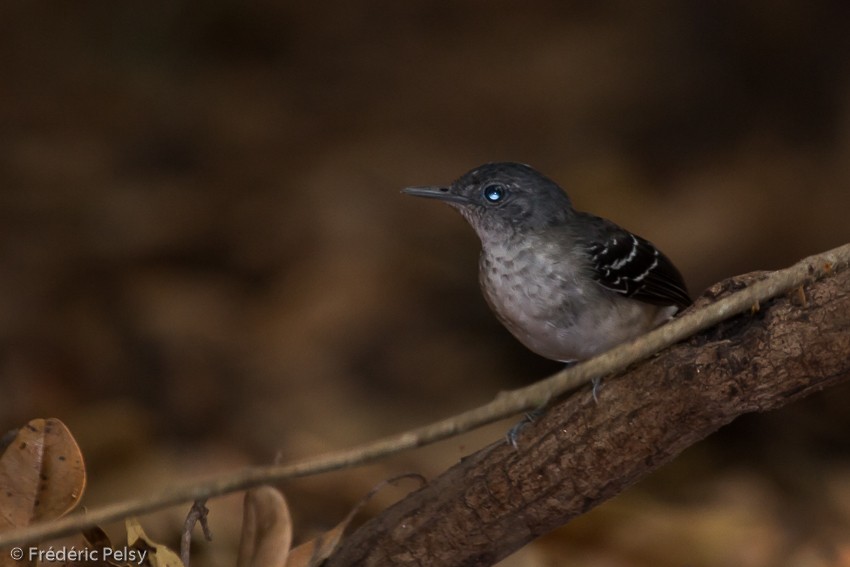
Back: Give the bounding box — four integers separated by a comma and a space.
591, 376, 603, 403
505, 361, 578, 449
505, 406, 547, 449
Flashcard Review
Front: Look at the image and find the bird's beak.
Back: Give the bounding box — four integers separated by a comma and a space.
401, 185, 470, 205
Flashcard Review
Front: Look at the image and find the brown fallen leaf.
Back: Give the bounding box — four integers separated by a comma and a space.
126, 518, 184, 567
288, 473, 426, 567
237, 487, 292, 567
0, 418, 86, 530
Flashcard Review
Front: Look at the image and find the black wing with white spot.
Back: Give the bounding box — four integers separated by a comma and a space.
581, 214, 692, 309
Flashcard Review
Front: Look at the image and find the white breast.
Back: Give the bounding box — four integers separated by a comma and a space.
478, 235, 673, 362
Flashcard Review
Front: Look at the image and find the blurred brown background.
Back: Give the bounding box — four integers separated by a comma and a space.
2, 1, 850, 565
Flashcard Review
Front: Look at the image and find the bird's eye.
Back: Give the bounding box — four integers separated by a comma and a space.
483, 184, 506, 204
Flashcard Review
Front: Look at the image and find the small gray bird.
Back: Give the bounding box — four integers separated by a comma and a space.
403, 162, 691, 367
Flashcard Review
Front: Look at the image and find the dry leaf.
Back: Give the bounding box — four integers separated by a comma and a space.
286, 518, 345, 567
81, 525, 113, 556
81, 526, 124, 566
126, 518, 184, 567
288, 473, 426, 567
0, 418, 86, 530
237, 486, 292, 567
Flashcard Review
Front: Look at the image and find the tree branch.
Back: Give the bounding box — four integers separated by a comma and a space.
325, 254, 850, 566
0, 244, 848, 552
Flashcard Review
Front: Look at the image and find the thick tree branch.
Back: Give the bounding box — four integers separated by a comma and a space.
326, 260, 850, 566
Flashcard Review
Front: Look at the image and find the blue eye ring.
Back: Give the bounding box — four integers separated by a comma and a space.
483, 184, 506, 203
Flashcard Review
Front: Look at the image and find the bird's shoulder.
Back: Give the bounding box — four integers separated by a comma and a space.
573, 212, 692, 309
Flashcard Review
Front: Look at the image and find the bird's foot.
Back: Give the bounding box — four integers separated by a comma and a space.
591, 376, 604, 403
505, 406, 547, 450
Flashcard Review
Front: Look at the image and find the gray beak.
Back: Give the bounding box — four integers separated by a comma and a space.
401, 185, 470, 205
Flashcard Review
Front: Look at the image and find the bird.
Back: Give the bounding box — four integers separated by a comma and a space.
402, 162, 691, 375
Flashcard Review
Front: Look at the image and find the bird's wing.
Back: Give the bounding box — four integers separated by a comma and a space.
581, 214, 692, 309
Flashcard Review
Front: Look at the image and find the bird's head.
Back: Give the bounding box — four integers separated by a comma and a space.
403, 162, 574, 239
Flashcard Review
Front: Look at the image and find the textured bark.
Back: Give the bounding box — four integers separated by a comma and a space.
326, 268, 850, 566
